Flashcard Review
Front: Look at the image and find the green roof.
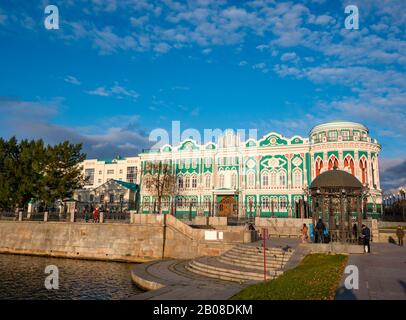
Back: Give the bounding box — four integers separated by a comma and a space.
113, 179, 138, 191
101, 155, 125, 164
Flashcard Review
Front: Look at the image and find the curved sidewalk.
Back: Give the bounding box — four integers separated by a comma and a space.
130, 259, 248, 300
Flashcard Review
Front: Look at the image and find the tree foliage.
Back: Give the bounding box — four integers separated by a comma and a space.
0, 137, 86, 211
143, 161, 177, 213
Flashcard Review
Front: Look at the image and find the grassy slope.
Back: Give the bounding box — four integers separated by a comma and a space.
231, 253, 348, 300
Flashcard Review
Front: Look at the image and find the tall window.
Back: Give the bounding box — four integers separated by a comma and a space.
360, 158, 368, 184
178, 176, 184, 189
280, 197, 287, 210
248, 172, 255, 188
270, 171, 277, 187
126, 166, 137, 183
231, 172, 237, 188
262, 173, 269, 188
293, 169, 302, 188
315, 157, 323, 176
192, 175, 197, 188
279, 170, 286, 187
328, 156, 338, 170
219, 174, 225, 188
185, 176, 190, 189
344, 156, 355, 175
205, 174, 211, 188
84, 168, 95, 185
261, 197, 270, 210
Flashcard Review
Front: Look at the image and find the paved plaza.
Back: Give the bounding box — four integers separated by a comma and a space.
335, 243, 406, 300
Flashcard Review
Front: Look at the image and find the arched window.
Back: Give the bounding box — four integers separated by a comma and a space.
262, 171, 269, 188
328, 156, 338, 170
185, 176, 190, 189
248, 171, 255, 188
177, 176, 184, 189
270, 171, 277, 187
315, 157, 323, 176
261, 197, 270, 210
219, 173, 225, 188
279, 170, 287, 187
192, 175, 197, 189
344, 156, 355, 175
279, 196, 287, 210
205, 174, 211, 189
293, 169, 302, 188
231, 172, 237, 188
360, 158, 368, 184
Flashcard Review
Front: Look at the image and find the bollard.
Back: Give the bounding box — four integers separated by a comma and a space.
18, 211, 23, 221
44, 211, 48, 222
100, 211, 104, 223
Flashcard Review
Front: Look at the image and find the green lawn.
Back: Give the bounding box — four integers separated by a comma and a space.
231, 253, 348, 300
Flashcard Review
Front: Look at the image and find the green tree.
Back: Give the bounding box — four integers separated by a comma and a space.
41, 141, 86, 208
0, 137, 86, 212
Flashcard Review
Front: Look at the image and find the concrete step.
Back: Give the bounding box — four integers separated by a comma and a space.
217, 256, 284, 271
185, 264, 272, 282
221, 256, 288, 269
224, 251, 290, 263
188, 257, 282, 281
187, 260, 279, 282
232, 245, 293, 255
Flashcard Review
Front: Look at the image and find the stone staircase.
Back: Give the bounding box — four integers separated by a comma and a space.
185, 243, 294, 283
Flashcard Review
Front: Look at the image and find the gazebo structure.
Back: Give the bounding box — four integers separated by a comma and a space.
310, 168, 365, 243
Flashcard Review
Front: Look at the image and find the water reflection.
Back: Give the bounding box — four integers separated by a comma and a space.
0, 254, 143, 300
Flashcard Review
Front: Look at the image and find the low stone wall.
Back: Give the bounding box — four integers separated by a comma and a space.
193, 216, 228, 226
0, 215, 247, 261
255, 217, 312, 238
302, 242, 364, 254
378, 230, 399, 244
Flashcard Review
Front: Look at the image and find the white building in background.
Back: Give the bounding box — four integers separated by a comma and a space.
81, 156, 140, 189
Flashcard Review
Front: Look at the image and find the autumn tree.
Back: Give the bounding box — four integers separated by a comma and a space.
143, 160, 177, 214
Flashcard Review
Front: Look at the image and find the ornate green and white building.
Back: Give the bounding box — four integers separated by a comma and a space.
139, 121, 382, 218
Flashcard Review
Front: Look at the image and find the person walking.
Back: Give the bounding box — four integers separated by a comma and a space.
396, 225, 404, 246
93, 207, 99, 223
315, 218, 326, 243
301, 223, 309, 243
352, 223, 358, 242
361, 224, 371, 253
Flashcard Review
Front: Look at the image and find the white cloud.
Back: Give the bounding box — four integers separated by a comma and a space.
252, 62, 266, 69
64, 75, 81, 85
86, 83, 139, 100
280, 52, 297, 61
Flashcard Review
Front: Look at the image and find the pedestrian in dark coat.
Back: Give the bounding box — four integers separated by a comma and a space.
396, 225, 404, 246
361, 224, 371, 253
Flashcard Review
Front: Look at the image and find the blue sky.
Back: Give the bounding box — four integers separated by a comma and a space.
0, 0, 405, 190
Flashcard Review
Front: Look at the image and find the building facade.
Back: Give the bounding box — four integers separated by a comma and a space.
139, 121, 382, 218
81, 156, 140, 189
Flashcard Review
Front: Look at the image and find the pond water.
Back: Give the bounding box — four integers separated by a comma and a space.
0, 254, 143, 299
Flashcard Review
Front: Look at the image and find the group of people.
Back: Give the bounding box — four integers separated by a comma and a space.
75, 207, 100, 223
300, 219, 374, 253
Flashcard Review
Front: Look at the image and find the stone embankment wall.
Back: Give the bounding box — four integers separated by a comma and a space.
0, 215, 248, 262
255, 217, 312, 237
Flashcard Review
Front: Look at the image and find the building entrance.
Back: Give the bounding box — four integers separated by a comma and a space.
218, 196, 237, 217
